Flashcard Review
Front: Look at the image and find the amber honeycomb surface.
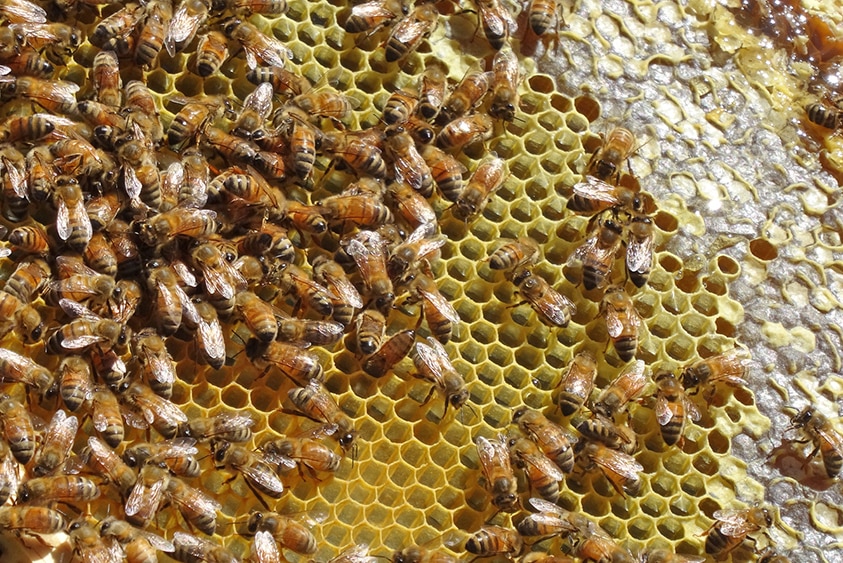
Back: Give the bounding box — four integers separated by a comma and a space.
0, 0, 841, 562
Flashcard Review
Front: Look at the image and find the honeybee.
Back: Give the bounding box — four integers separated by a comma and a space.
212, 440, 285, 499
132, 328, 177, 399
508, 439, 564, 501
233, 291, 276, 342
600, 285, 641, 362
571, 412, 637, 455
124, 438, 200, 478
556, 350, 597, 416
785, 406, 843, 478
384, 88, 419, 125
0, 151, 28, 223
168, 96, 231, 151
417, 62, 447, 120
592, 360, 646, 418
163, 477, 220, 536
192, 29, 229, 77
411, 336, 471, 414
806, 101, 843, 130
193, 241, 248, 302
246, 338, 324, 386
625, 213, 654, 287
0, 0, 46, 23
252, 530, 282, 563
756, 549, 791, 563
321, 193, 394, 227
89, 3, 143, 52
0, 440, 17, 506
294, 88, 353, 124
86, 192, 121, 232
277, 263, 334, 316
680, 348, 750, 397
437, 114, 495, 150
578, 441, 642, 496
0, 114, 62, 143
478, 0, 517, 48
703, 506, 772, 559
180, 412, 255, 443
355, 308, 386, 355
345, 230, 395, 311
92, 386, 126, 447
2, 48, 54, 78
420, 144, 466, 202
515, 498, 580, 538
138, 207, 218, 246
289, 379, 357, 450
321, 128, 387, 177
46, 259, 117, 309
99, 516, 176, 563
362, 328, 415, 377
385, 3, 438, 63
55, 181, 92, 252
0, 290, 42, 344
269, 107, 317, 180
122, 381, 188, 439
125, 463, 169, 528
92, 50, 121, 107
233, 82, 275, 140
84, 436, 137, 498
454, 156, 507, 221
172, 532, 238, 563
18, 474, 100, 504
277, 317, 345, 346
489, 46, 521, 120
520, 554, 575, 563
407, 273, 459, 344
32, 409, 78, 477
248, 66, 310, 98
261, 426, 342, 475
135, 0, 172, 66
653, 371, 701, 447
0, 346, 53, 395
510, 266, 576, 328
329, 544, 380, 563
393, 543, 456, 563
216, 0, 289, 15
404, 116, 435, 145
312, 254, 364, 326
144, 260, 188, 336
439, 68, 492, 124
512, 407, 575, 473
46, 299, 129, 355
11, 22, 80, 62
345, 0, 406, 33
84, 232, 119, 277
116, 129, 162, 211
4, 257, 51, 304
165, 0, 209, 56
224, 17, 292, 69
586, 127, 636, 184
639, 549, 706, 563
465, 525, 522, 557
387, 223, 446, 279
1, 76, 80, 114
574, 210, 624, 290
0, 506, 66, 537
527, 0, 561, 36
566, 175, 641, 215
247, 511, 318, 554
387, 180, 437, 228
569, 526, 635, 563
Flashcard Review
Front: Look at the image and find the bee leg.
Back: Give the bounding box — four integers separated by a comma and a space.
420, 384, 437, 406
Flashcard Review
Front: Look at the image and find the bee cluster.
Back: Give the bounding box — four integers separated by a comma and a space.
0, 0, 823, 562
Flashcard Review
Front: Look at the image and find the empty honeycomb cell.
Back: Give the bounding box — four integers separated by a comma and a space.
658, 253, 682, 273
174, 74, 203, 98
389, 461, 415, 488
650, 473, 677, 497
355, 471, 381, 498
341, 50, 367, 73
666, 334, 695, 361
147, 69, 171, 94
703, 275, 728, 296
367, 396, 394, 423
334, 351, 359, 375
418, 465, 446, 488
470, 322, 495, 345
540, 152, 566, 174
663, 451, 691, 475
669, 497, 694, 517
714, 316, 736, 338
750, 237, 778, 261
551, 93, 573, 114
525, 132, 550, 156
716, 255, 741, 277
538, 111, 565, 134
692, 293, 719, 316
526, 327, 550, 349
510, 202, 535, 223
637, 450, 662, 474
734, 387, 755, 406
641, 496, 667, 518
647, 269, 674, 292
373, 435, 402, 463
680, 473, 706, 497
337, 501, 363, 526
581, 491, 611, 515
574, 94, 601, 123
565, 112, 589, 133
204, 75, 232, 96
483, 403, 514, 427
675, 271, 700, 293
627, 516, 655, 540
221, 384, 249, 409
654, 210, 679, 233
634, 292, 658, 318
519, 93, 546, 115
657, 516, 685, 541
529, 74, 555, 94
649, 312, 678, 339
698, 498, 721, 519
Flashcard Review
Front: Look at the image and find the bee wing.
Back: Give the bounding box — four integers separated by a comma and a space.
197, 316, 226, 364
0, 347, 36, 380
392, 17, 431, 46
200, 261, 235, 299
125, 476, 166, 517
323, 272, 364, 309
331, 544, 375, 563
711, 510, 758, 537
412, 339, 446, 384
138, 529, 175, 553
252, 530, 281, 563
418, 286, 460, 324
1, 157, 27, 199
616, 360, 647, 402
517, 450, 565, 481
572, 176, 619, 205
56, 196, 71, 241
239, 461, 285, 496
0, 0, 46, 23
684, 396, 702, 423
591, 447, 643, 480
173, 533, 214, 558
654, 392, 674, 426
719, 348, 752, 379
244, 82, 275, 122
475, 434, 510, 481
41, 409, 78, 454
626, 232, 653, 275
155, 437, 199, 459
603, 303, 625, 338
244, 37, 292, 69
166, 2, 206, 56
527, 496, 568, 516
350, 1, 398, 24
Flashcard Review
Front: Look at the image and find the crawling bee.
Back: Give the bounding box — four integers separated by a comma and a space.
703, 506, 772, 559
784, 405, 843, 478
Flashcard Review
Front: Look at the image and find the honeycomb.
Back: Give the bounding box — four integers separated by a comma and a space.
0, 0, 840, 562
